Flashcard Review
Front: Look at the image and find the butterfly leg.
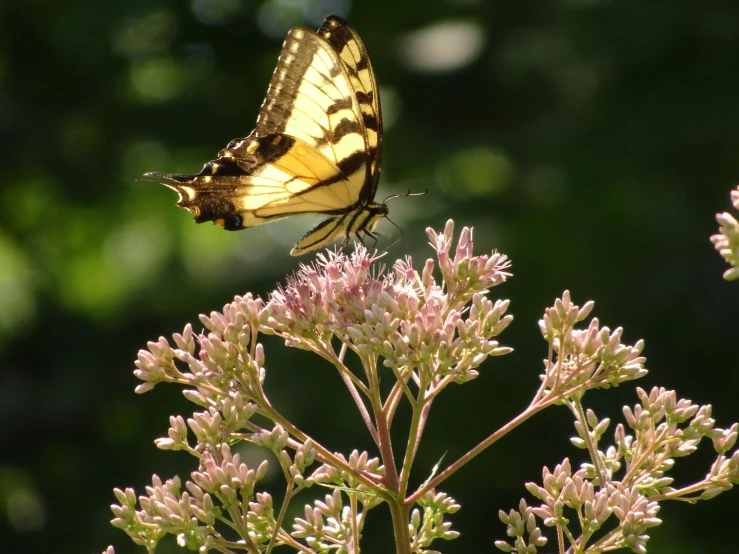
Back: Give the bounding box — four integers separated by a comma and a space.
359, 229, 379, 251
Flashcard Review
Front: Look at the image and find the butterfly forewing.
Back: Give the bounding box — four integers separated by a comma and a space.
317, 16, 383, 200
145, 16, 386, 255
256, 26, 368, 199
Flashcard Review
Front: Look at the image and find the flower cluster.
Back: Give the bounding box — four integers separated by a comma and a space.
266, 220, 513, 386
110, 221, 515, 554
711, 184, 739, 280
110, 444, 276, 552
496, 387, 739, 554
535, 291, 647, 400
409, 490, 461, 551
105, 219, 739, 554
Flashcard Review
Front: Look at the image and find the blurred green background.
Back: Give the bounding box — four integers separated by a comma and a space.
2, 0, 738, 552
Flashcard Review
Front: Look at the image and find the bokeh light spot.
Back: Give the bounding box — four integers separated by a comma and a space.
302, 0, 351, 26
379, 86, 401, 130
111, 10, 177, 59
104, 217, 172, 286
54, 209, 170, 317
0, 233, 35, 339
257, 0, 304, 39
191, 0, 242, 26
121, 139, 172, 182
2, 178, 61, 232
0, 467, 45, 533
400, 20, 485, 73
436, 147, 513, 197
60, 246, 126, 317
129, 57, 190, 103
181, 222, 237, 281
257, 0, 352, 40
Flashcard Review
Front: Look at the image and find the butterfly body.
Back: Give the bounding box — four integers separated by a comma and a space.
145, 16, 385, 256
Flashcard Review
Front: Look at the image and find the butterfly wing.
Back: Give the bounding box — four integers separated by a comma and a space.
148, 133, 357, 230
290, 202, 386, 256
316, 15, 383, 202
145, 17, 383, 254
255, 17, 380, 203
283, 16, 386, 255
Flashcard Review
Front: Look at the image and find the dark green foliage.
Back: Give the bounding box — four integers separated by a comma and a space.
1, 1, 738, 552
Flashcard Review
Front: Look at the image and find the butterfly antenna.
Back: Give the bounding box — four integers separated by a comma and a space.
382, 188, 428, 204
373, 188, 427, 251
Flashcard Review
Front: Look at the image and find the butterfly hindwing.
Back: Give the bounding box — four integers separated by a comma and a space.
153, 134, 357, 227
145, 16, 385, 255
291, 201, 387, 256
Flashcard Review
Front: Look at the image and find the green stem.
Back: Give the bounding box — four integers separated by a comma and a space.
571, 398, 607, 487
561, 522, 578, 552
389, 501, 412, 554
556, 522, 565, 554
530, 339, 555, 407
621, 424, 667, 485
324, 340, 380, 444
650, 476, 719, 502
266, 480, 294, 554
397, 390, 425, 499
406, 378, 596, 505
406, 398, 547, 504
350, 492, 360, 554
384, 380, 405, 426
275, 531, 318, 553
315, 338, 372, 397
258, 401, 391, 501
337, 365, 380, 445
225, 503, 260, 554
588, 528, 622, 552
211, 545, 237, 554
364, 353, 400, 492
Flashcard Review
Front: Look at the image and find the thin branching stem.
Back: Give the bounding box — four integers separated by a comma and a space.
570, 397, 607, 487
407, 377, 600, 505
389, 501, 412, 554
397, 382, 426, 500
349, 492, 360, 554
267, 479, 295, 554
259, 401, 391, 500
363, 353, 400, 492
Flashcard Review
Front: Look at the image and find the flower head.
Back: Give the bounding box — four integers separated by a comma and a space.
266, 220, 513, 383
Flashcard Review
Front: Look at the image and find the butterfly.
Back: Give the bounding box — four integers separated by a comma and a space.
144, 16, 406, 256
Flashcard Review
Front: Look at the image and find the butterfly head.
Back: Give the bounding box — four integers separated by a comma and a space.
376, 188, 428, 227
368, 201, 389, 217
368, 189, 428, 241
359, 202, 389, 234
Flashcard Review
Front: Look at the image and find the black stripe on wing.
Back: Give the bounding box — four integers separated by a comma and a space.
317, 16, 383, 204
256, 27, 342, 138
255, 19, 376, 205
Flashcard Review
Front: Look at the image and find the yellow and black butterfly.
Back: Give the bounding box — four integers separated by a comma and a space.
145, 16, 399, 256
